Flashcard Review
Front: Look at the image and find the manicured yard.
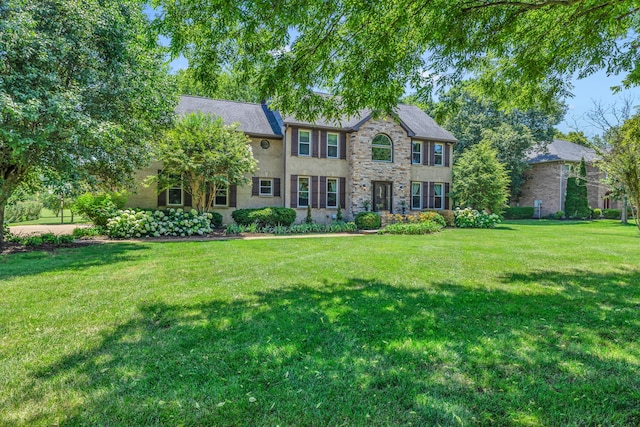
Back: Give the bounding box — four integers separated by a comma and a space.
1, 220, 639, 426
8, 208, 85, 226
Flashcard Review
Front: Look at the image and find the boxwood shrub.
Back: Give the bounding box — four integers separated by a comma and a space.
355, 212, 381, 230
503, 206, 534, 219
603, 209, 621, 219
210, 211, 223, 228
232, 207, 296, 227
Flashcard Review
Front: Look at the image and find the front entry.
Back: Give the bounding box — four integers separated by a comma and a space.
373, 181, 392, 212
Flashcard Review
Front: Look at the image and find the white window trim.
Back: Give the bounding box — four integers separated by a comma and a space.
326, 178, 338, 208
434, 183, 444, 210
411, 182, 421, 210
298, 176, 310, 208
167, 186, 183, 206
372, 134, 393, 163
298, 129, 311, 157
259, 178, 273, 196
327, 132, 339, 159
434, 143, 444, 166
412, 141, 422, 165
214, 186, 228, 207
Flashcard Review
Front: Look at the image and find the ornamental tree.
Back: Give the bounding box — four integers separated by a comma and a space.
451, 138, 510, 214
597, 114, 640, 229
564, 158, 591, 219
155, 113, 258, 212
0, 0, 176, 244
152, 0, 640, 118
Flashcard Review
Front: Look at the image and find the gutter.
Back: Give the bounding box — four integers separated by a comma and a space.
283, 123, 288, 208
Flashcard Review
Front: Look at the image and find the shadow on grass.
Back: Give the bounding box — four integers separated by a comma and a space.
9, 271, 640, 426
0, 243, 149, 280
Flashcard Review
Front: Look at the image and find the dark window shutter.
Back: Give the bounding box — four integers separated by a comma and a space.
157, 170, 166, 206
422, 181, 429, 210
290, 175, 298, 208
429, 142, 435, 166
274, 178, 281, 197
252, 177, 259, 196
184, 190, 192, 207
339, 177, 346, 209
312, 130, 319, 157
429, 182, 435, 209
229, 185, 237, 207
320, 176, 327, 208
291, 128, 298, 156
444, 143, 451, 167
422, 142, 428, 165
445, 183, 451, 209
340, 133, 347, 160
320, 130, 327, 158
311, 176, 319, 208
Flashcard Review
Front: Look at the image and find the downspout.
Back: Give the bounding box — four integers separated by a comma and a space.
283, 123, 288, 208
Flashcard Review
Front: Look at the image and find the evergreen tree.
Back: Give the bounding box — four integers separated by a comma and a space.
564, 158, 590, 219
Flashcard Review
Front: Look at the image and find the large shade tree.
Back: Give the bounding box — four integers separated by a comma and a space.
152, 1, 640, 118
0, 0, 176, 244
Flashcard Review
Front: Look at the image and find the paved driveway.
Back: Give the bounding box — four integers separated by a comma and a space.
9, 224, 89, 236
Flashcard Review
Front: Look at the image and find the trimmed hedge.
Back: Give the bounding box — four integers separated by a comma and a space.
603, 209, 621, 219
232, 207, 296, 227
378, 221, 443, 235
503, 206, 534, 219
355, 212, 381, 230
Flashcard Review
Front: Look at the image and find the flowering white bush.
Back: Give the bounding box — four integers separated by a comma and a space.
106, 208, 214, 238
454, 208, 501, 228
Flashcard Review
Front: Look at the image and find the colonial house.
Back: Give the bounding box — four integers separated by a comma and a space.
127, 95, 457, 224
517, 138, 620, 218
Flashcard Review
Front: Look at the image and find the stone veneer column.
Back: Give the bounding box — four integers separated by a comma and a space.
348, 117, 412, 216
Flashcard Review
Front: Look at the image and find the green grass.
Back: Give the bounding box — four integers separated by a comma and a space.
1, 220, 639, 426
7, 208, 86, 226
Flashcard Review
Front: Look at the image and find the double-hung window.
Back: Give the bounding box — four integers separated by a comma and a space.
298, 177, 310, 207
434, 143, 444, 166
412, 142, 422, 164
327, 178, 338, 208
327, 133, 339, 158
434, 183, 444, 209
167, 174, 183, 206
214, 186, 228, 206
299, 130, 311, 156
259, 179, 273, 196
411, 182, 422, 210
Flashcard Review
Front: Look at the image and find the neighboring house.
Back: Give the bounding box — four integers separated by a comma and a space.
127, 95, 457, 224
517, 139, 620, 218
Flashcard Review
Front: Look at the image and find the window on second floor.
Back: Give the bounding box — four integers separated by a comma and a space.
412, 142, 421, 164
299, 130, 311, 156
372, 134, 393, 162
434, 143, 444, 166
327, 133, 339, 158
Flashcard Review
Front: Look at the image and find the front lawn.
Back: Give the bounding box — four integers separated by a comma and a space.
1, 220, 639, 425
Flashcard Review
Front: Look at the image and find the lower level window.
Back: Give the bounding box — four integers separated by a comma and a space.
259, 179, 273, 196
167, 187, 183, 206
411, 182, 421, 210
327, 178, 338, 208
434, 183, 444, 209
298, 177, 310, 207
214, 187, 228, 206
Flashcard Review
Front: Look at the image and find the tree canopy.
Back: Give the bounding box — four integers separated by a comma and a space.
152, 0, 640, 118
0, 0, 176, 243
451, 139, 510, 214
174, 68, 261, 103
155, 113, 258, 212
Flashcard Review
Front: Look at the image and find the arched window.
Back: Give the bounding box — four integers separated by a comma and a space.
372, 134, 393, 162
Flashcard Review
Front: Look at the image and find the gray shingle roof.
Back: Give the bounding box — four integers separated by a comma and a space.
282, 104, 457, 142
176, 95, 456, 142
527, 139, 597, 164
176, 96, 283, 138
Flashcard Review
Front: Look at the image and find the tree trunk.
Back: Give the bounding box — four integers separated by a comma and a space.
0, 200, 6, 247
61, 195, 65, 224
621, 197, 628, 224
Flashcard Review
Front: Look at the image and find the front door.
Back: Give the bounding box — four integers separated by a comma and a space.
373, 181, 392, 212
